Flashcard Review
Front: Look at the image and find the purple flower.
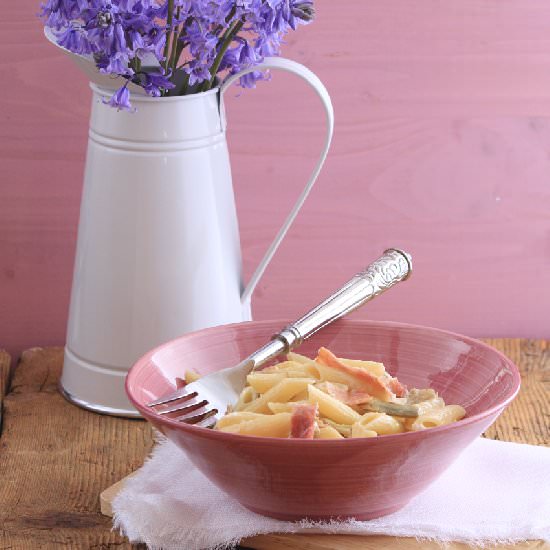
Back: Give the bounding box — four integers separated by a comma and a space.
186, 20, 218, 64
56, 25, 93, 54
133, 70, 175, 96
291, 0, 314, 24
146, 27, 166, 60
104, 84, 134, 111
40, 0, 316, 106
239, 69, 266, 88
185, 61, 212, 86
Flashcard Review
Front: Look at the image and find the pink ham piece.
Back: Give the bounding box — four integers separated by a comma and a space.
324, 382, 372, 406
316, 347, 393, 401
388, 377, 407, 397
290, 403, 318, 439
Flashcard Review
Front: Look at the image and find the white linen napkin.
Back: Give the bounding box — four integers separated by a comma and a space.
112, 437, 550, 550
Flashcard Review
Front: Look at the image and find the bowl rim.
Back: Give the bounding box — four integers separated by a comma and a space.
126, 318, 521, 445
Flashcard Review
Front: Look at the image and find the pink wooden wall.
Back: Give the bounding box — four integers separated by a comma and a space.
2, 0, 550, 360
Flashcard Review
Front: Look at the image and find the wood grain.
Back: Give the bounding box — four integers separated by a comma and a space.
0, 347, 152, 549
482, 339, 550, 446
0, 350, 10, 403
0, 350, 10, 434
5, 1, 550, 361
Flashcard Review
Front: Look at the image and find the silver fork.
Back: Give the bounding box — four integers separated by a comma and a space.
147, 248, 412, 427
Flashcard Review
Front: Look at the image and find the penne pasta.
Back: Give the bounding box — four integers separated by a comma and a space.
233, 386, 257, 411
244, 378, 315, 414
246, 372, 286, 394
407, 388, 438, 404
322, 419, 351, 437
351, 423, 378, 438
262, 360, 303, 372
402, 395, 446, 430
184, 368, 201, 384
290, 389, 309, 401
282, 356, 320, 378
414, 397, 446, 416
338, 358, 386, 377
287, 352, 312, 364
308, 384, 361, 425
313, 361, 358, 388
212, 347, 466, 438
318, 425, 344, 439
267, 401, 308, 414
286, 367, 319, 378
411, 405, 466, 431
215, 412, 265, 429
315, 348, 393, 401
355, 412, 404, 435
219, 413, 292, 437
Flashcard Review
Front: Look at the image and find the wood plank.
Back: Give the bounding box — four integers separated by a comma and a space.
482, 339, 549, 446
0, 350, 10, 402
0, 349, 10, 434
0, 347, 152, 549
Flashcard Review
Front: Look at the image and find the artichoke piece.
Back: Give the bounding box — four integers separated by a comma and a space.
322, 419, 352, 437
406, 388, 438, 405
362, 398, 419, 418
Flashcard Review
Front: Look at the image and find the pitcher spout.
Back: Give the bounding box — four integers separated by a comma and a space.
44, 27, 151, 94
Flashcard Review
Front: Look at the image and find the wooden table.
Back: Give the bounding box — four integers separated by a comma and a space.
0, 340, 548, 550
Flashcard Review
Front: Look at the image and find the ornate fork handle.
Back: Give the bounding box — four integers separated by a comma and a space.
147, 248, 412, 413
275, 248, 412, 351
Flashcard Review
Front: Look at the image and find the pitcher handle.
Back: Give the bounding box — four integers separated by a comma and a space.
220, 57, 334, 304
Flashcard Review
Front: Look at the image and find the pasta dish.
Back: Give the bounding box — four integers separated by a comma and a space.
211, 347, 466, 438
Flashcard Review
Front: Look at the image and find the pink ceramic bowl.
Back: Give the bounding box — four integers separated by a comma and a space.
126, 319, 520, 521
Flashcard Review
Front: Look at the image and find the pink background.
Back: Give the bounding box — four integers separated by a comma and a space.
2, 0, 550, 360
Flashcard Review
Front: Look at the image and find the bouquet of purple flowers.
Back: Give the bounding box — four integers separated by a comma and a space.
41, 0, 315, 110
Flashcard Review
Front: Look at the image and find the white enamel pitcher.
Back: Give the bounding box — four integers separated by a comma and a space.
59, 57, 334, 416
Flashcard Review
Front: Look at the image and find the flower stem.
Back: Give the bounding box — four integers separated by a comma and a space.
130, 56, 141, 74
174, 16, 192, 69
169, 6, 181, 77
213, 6, 237, 37
163, 0, 175, 80
203, 19, 244, 91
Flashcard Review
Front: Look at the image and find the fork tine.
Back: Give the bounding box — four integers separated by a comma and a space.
194, 415, 218, 429
157, 396, 207, 416
147, 386, 195, 407
177, 408, 218, 425
191, 415, 218, 429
